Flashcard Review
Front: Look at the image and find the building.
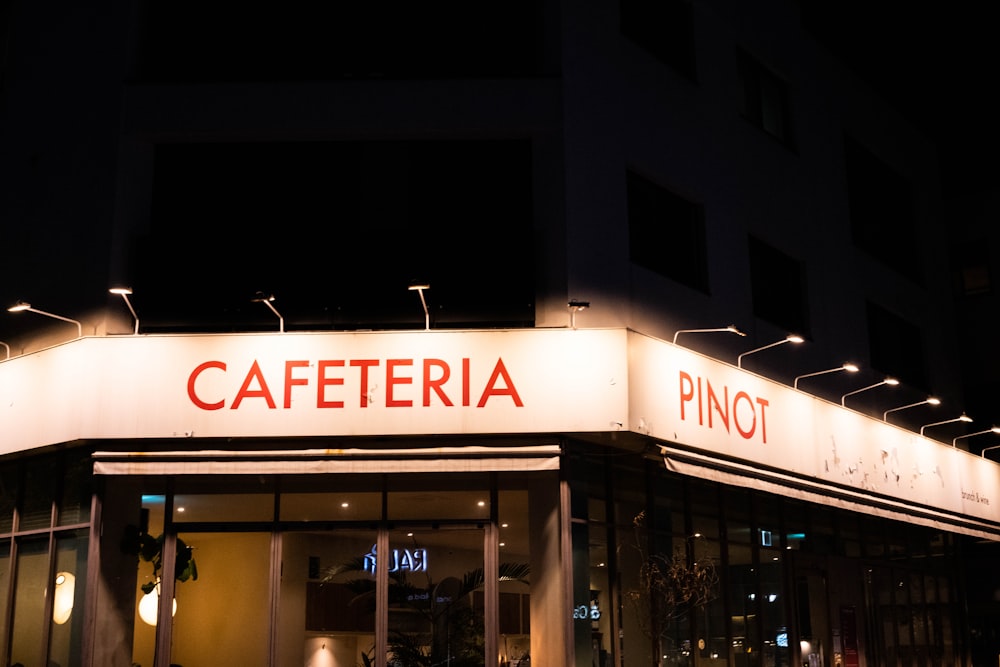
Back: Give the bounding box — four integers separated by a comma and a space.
2, 2, 998, 667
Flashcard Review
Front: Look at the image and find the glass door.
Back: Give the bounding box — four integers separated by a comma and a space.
284, 524, 486, 667
385, 525, 485, 667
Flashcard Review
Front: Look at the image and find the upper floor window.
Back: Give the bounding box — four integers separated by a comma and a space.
627, 170, 709, 294
737, 49, 794, 148
748, 236, 809, 335
620, 0, 697, 80
844, 136, 921, 283
866, 301, 927, 390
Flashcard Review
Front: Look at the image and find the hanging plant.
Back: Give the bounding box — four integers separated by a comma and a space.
121, 524, 199, 593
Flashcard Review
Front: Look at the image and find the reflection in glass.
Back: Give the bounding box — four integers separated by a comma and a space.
132, 497, 166, 667
387, 526, 485, 667
49, 530, 88, 667
280, 528, 378, 666
758, 548, 786, 667
499, 490, 531, 667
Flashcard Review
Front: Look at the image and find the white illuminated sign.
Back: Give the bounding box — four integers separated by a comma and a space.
362, 543, 428, 576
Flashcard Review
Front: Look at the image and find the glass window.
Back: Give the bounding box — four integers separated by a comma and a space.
498, 488, 531, 663
10, 537, 49, 667
173, 492, 275, 522
0, 465, 17, 533
386, 525, 485, 667
280, 527, 378, 666
867, 301, 928, 392
689, 482, 720, 542
387, 474, 490, 521
627, 170, 709, 294
737, 49, 794, 147
282, 490, 382, 522
20, 457, 56, 531
748, 236, 810, 338
388, 489, 490, 522
845, 136, 921, 283
49, 529, 89, 667
171, 531, 272, 667
0, 539, 10, 655
758, 548, 787, 667
57, 449, 93, 526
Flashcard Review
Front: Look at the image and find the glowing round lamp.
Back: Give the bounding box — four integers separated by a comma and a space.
53, 572, 75, 624
138, 584, 177, 626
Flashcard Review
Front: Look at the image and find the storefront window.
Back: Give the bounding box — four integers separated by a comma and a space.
728, 541, 756, 667
9, 537, 49, 667
283, 527, 378, 666
173, 492, 275, 522
49, 529, 88, 667
20, 458, 56, 530
0, 539, 9, 659
57, 450, 93, 526
282, 491, 382, 522
0, 467, 17, 533
132, 495, 166, 667
758, 548, 786, 667
694, 537, 723, 666
498, 489, 531, 667
171, 531, 272, 667
388, 525, 485, 667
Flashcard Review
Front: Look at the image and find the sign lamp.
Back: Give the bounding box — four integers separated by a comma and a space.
883, 396, 941, 422
952, 426, 1000, 448
840, 377, 899, 407
673, 324, 745, 345
920, 413, 973, 436
7, 301, 82, 338
251, 292, 284, 333
793, 362, 859, 389
109, 287, 140, 334
737, 334, 804, 368
409, 282, 431, 330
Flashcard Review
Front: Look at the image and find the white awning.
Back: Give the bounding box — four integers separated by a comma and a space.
661, 445, 1000, 541
93, 444, 562, 476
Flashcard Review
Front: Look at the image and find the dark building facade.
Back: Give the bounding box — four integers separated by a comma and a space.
2, 2, 998, 667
